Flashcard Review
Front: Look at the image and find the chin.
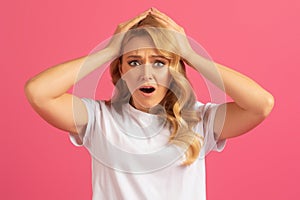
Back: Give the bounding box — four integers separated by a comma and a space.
132, 99, 163, 112
131, 88, 168, 112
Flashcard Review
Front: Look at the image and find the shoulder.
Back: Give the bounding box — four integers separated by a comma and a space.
81, 98, 128, 121
81, 98, 108, 110
193, 101, 221, 137
194, 101, 220, 118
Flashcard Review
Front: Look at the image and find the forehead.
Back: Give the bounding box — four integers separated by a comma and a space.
123, 35, 156, 55
123, 48, 164, 59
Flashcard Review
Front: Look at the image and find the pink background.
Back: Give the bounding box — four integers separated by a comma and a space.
1, 0, 299, 199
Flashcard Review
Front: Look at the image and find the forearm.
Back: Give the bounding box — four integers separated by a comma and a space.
25, 48, 114, 102
187, 52, 274, 115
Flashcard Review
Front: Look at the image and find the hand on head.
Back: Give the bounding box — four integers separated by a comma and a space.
114, 8, 183, 34
107, 8, 193, 60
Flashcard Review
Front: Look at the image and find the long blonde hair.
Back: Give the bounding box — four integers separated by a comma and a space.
108, 15, 203, 165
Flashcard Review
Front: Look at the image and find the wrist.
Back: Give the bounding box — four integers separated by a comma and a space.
98, 47, 119, 61
181, 49, 198, 66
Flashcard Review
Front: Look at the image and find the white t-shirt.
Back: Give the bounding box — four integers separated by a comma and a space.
69, 98, 226, 200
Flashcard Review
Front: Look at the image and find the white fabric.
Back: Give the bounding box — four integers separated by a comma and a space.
69, 98, 226, 200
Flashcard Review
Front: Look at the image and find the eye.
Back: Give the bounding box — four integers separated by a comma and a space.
128, 60, 141, 66
153, 60, 166, 68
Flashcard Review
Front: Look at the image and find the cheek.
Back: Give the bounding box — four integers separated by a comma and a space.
121, 67, 139, 80
154, 68, 172, 88
121, 65, 133, 79
120, 66, 140, 91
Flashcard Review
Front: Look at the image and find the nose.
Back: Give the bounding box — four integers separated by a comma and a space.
141, 64, 153, 80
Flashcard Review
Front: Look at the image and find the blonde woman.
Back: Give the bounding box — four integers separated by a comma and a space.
24, 8, 274, 200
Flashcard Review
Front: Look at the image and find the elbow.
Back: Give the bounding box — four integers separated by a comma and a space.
24, 79, 46, 106
259, 93, 275, 118
24, 79, 36, 104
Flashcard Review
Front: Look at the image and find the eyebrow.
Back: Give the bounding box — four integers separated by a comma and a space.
126, 55, 167, 59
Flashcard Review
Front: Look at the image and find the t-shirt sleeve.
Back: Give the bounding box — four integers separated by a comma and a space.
198, 102, 227, 157
69, 98, 99, 147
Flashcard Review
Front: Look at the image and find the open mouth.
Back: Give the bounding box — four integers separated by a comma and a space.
139, 86, 156, 94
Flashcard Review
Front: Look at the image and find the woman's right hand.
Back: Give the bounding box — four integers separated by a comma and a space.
106, 9, 151, 57
24, 9, 152, 136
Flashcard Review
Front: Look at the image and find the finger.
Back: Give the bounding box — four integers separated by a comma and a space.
151, 8, 177, 25
150, 12, 183, 33
115, 9, 150, 34
150, 10, 182, 32
151, 15, 169, 27
123, 9, 151, 28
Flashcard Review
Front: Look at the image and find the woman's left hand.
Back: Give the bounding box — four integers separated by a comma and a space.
151, 8, 274, 142
150, 8, 195, 59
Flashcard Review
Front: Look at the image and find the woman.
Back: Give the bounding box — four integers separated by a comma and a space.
25, 8, 274, 200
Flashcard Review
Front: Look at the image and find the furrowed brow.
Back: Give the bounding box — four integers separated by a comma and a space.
151, 55, 167, 59
126, 55, 142, 59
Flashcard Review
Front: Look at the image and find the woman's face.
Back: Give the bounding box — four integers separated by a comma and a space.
120, 36, 172, 112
